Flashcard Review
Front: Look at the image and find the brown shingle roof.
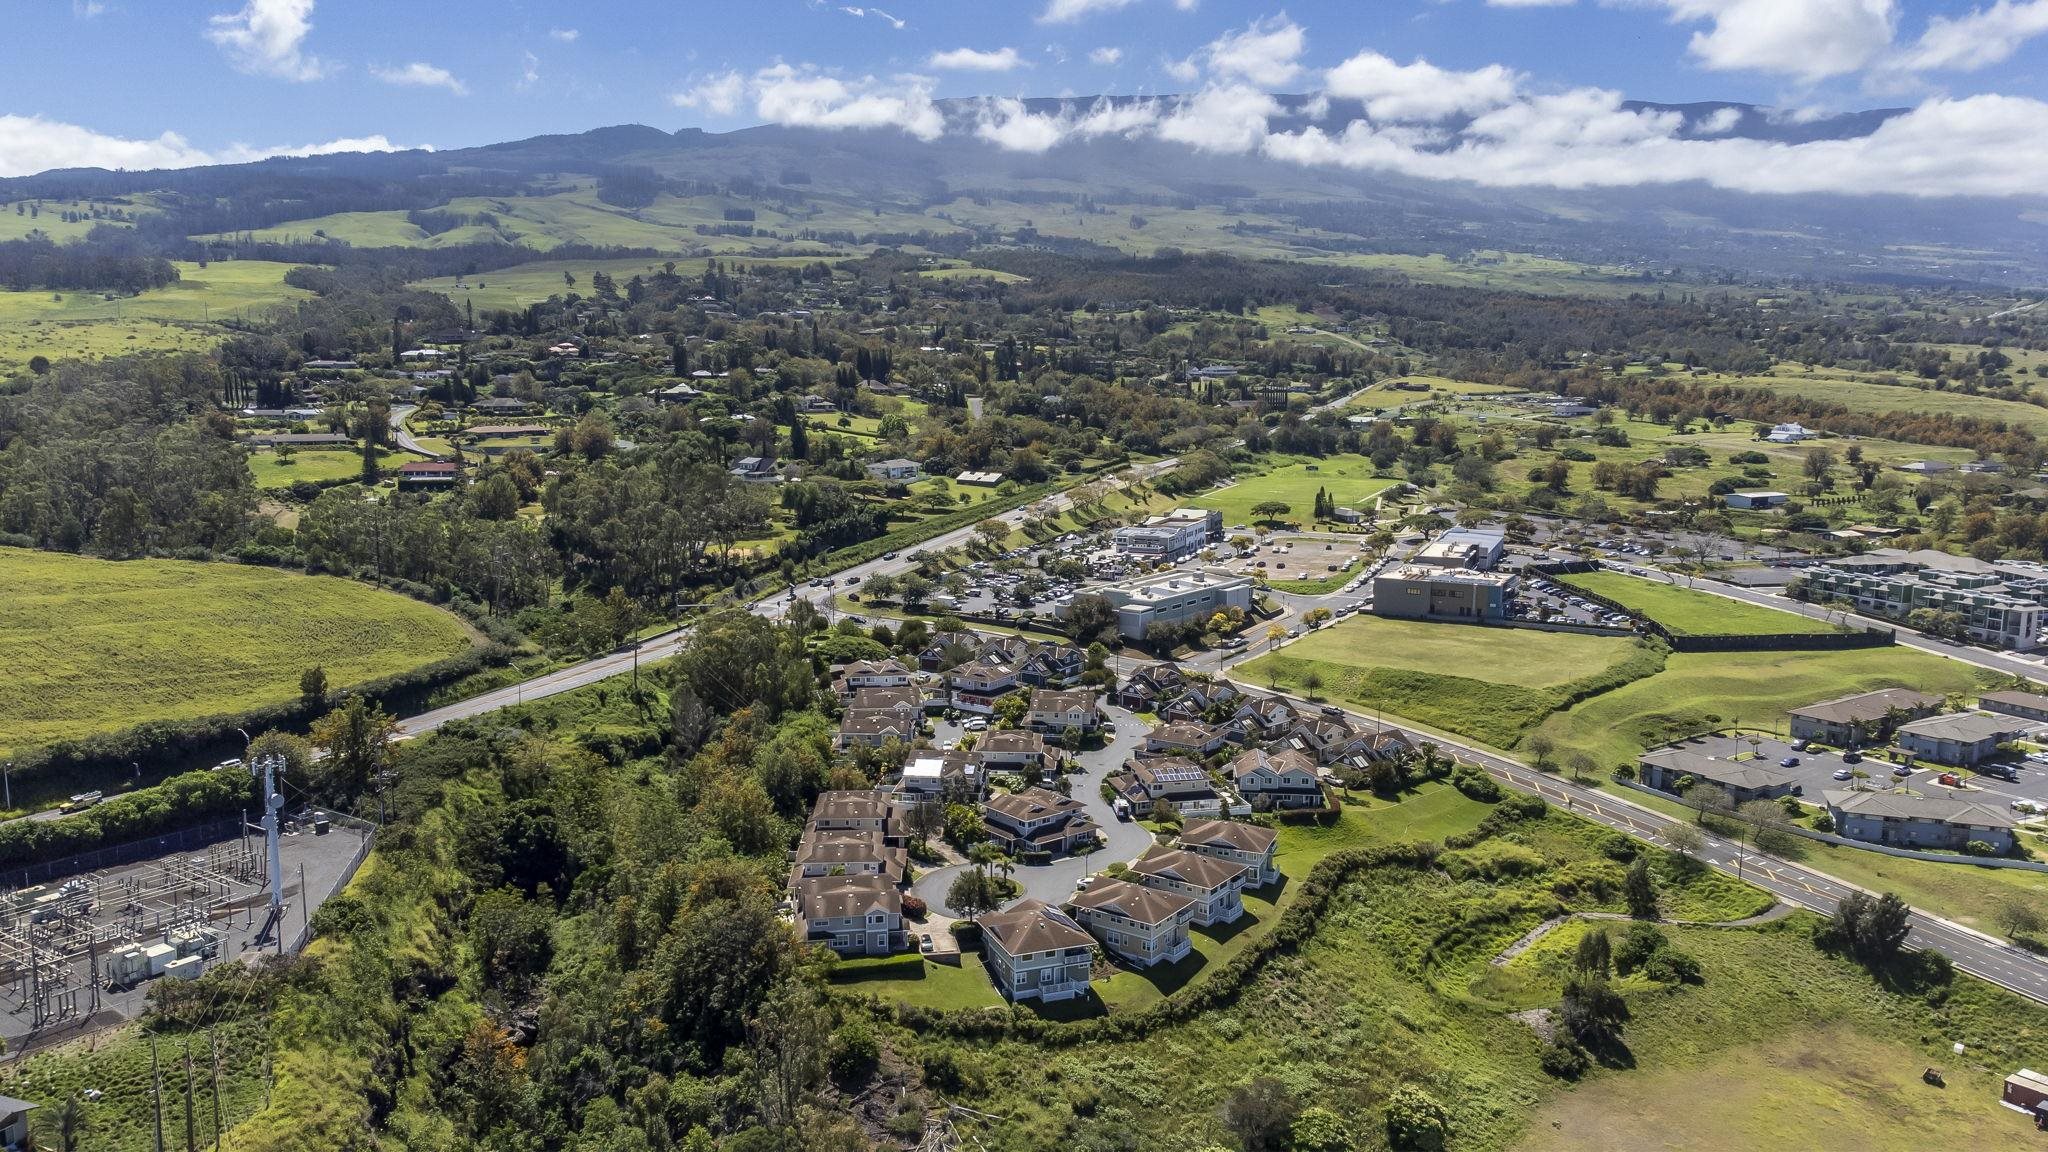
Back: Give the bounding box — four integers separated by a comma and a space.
1128, 848, 1245, 890
1178, 819, 1277, 855
984, 787, 1085, 822
1067, 878, 1194, 926
794, 874, 900, 921
1788, 688, 1942, 725
981, 899, 1094, 953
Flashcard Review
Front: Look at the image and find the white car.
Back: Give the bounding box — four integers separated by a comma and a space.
964, 718, 989, 731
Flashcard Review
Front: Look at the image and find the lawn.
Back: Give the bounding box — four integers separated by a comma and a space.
828, 953, 1006, 1011
1712, 366, 2048, 437
0, 547, 476, 757
1189, 457, 1397, 527
1561, 571, 1845, 636
248, 446, 385, 489
1527, 645, 1995, 770
0, 260, 314, 374
1243, 616, 1654, 749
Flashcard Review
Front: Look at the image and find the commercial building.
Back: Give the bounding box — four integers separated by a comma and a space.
1823, 790, 2017, 853
1723, 490, 1789, 510
1636, 745, 1795, 803
1371, 566, 1519, 622
1111, 508, 1224, 561
1786, 688, 1943, 747
1414, 527, 1506, 570
1896, 711, 2025, 766
1056, 569, 1254, 640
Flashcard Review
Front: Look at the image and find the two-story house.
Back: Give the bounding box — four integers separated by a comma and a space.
1232, 694, 1301, 740
838, 658, 913, 695
1028, 689, 1101, 736
947, 659, 1020, 714
1065, 879, 1195, 967
1117, 662, 1187, 711
918, 630, 982, 672
976, 730, 1049, 774
1177, 819, 1280, 886
793, 874, 906, 957
1016, 644, 1086, 688
1126, 848, 1248, 926
1228, 748, 1324, 809
1162, 680, 1242, 726
1145, 722, 1230, 758
1107, 757, 1218, 818
786, 827, 907, 890
982, 787, 1101, 856
980, 900, 1096, 1002
899, 751, 988, 802
807, 791, 902, 841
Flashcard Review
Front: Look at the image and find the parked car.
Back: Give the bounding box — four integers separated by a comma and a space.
918, 934, 934, 954
964, 718, 989, 732
1778, 756, 1800, 768
1832, 768, 1854, 781
1892, 765, 1913, 778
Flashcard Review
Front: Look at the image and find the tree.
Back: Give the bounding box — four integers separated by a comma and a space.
747, 985, 831, 1134
1250, 500, 1292, 525
947, 869, 1006, 920
308, 696, 399, 801
298, 665, 327, 706
1303, 606, 1333, 628
1573, 927, 1612, 977
1822, 891, 1912, 965
1680, 781, 1730, 822
1623, 856, 1657, 919
973, 519, 1011, 551
1993, 896, 2044, 943
1525, 734, 1556, 771
1383, 1085, 1449, 1152
1265, 623, 1287, 652
1558, 974, 1630, 1050
1564, 752, 1597, 782
1222, 1077, 1299, 1152
1300, 669, 1325, 701
1663, 822, 1705, 859
1736, 798, 1795, 854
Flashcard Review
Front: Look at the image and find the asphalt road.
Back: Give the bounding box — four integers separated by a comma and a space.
911, 708, 1158, 916
393, 456, 1182, 739
387, 405, 443, 459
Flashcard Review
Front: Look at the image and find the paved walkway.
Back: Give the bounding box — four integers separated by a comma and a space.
1491, 904, 1797, 966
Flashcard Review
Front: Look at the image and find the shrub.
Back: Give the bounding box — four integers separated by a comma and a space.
1539, 1038, 1590, 1080
920, 1047, 976, 1093
1384, 1085, 1449, 1152
828, 1020, 880, 1083
1449, 763, 1501, 802
1811, 811, 1835, 833
901, 893, 928, 919
1612, 922, 1668, 975
1960, 840, 1997, 857
1642, 948, 1703, 985
1292, 1106, 1356, 1152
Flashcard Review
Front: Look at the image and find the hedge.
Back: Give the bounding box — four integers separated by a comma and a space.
856, 839, 1443, 1046
8, 642, 518, 800
0, 769, 253, 868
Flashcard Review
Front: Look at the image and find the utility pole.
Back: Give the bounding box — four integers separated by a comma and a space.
252, 755, 284, 952
210, 1029, 224, 1152
184, 1042, 197, 1152
151, 1035, 166, 1152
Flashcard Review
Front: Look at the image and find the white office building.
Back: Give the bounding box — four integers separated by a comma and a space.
1055, 568, 1254, 639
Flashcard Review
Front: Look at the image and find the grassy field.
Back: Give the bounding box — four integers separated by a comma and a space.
0, 198, 150, 242
0, 1017, 271, 1151
0, 548, 475, 756
0, 260, 314, 374
1527, 645, 1994, 770
1244, 615, 1991, 765
1190, 457, 1396, 527
1705, 366, 2048, 437
1561, 571, 1845, 636
248, 446, 385, 489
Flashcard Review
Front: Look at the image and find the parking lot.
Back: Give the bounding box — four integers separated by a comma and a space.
1514, 572, 1637, 630
1655, 732, 2048, 815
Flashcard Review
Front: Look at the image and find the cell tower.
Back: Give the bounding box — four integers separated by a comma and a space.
253, 753, 286, 949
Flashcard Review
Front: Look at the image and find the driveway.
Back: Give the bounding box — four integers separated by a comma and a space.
911, 707, 1160, 916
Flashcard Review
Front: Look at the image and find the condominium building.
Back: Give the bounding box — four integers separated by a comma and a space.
1803, 561, 2046, 650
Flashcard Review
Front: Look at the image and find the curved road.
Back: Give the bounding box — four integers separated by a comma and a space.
388, 405, 443, 459
912, 709, 1158, 916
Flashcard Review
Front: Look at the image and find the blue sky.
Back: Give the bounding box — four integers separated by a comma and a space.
3, 0, 2047, 195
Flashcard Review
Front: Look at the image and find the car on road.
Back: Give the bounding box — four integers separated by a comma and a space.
61, 791, 102, 813
1321, 705, 1346, 718
883, 551, 898, 560
1779, 756, 1800, 768
1832, 768, 1854, 781
1287, 628, 1301, 638
964, 718, 989, 732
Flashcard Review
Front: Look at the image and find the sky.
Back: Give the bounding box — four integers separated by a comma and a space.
3, 0, 2048, 196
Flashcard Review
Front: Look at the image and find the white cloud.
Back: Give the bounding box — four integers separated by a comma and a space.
72, 1, 107, 18
975, 99, 1069, 152
548, 27, 578, 42
1694, 106, 1744, 134
1041, 0, 1194, 23
1654, 0, 1896, 81
1325, 51, 1521, 121
519, 51, 541, 90
839, 6, 906, 29
369, 62, 468, 96
0, 114, 412, 178
673, 70, 747, 116
1894, 0, 2048, 71
1165, 54, 1201, 83
928, 46, 1025, 72
675, 64, 943, 139
1158, 84, 1283, 152
1089, 46, 1124, 65
1203, 15, 1306, 86
1486, 0, 1576, 6
205, 0, 328, 82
